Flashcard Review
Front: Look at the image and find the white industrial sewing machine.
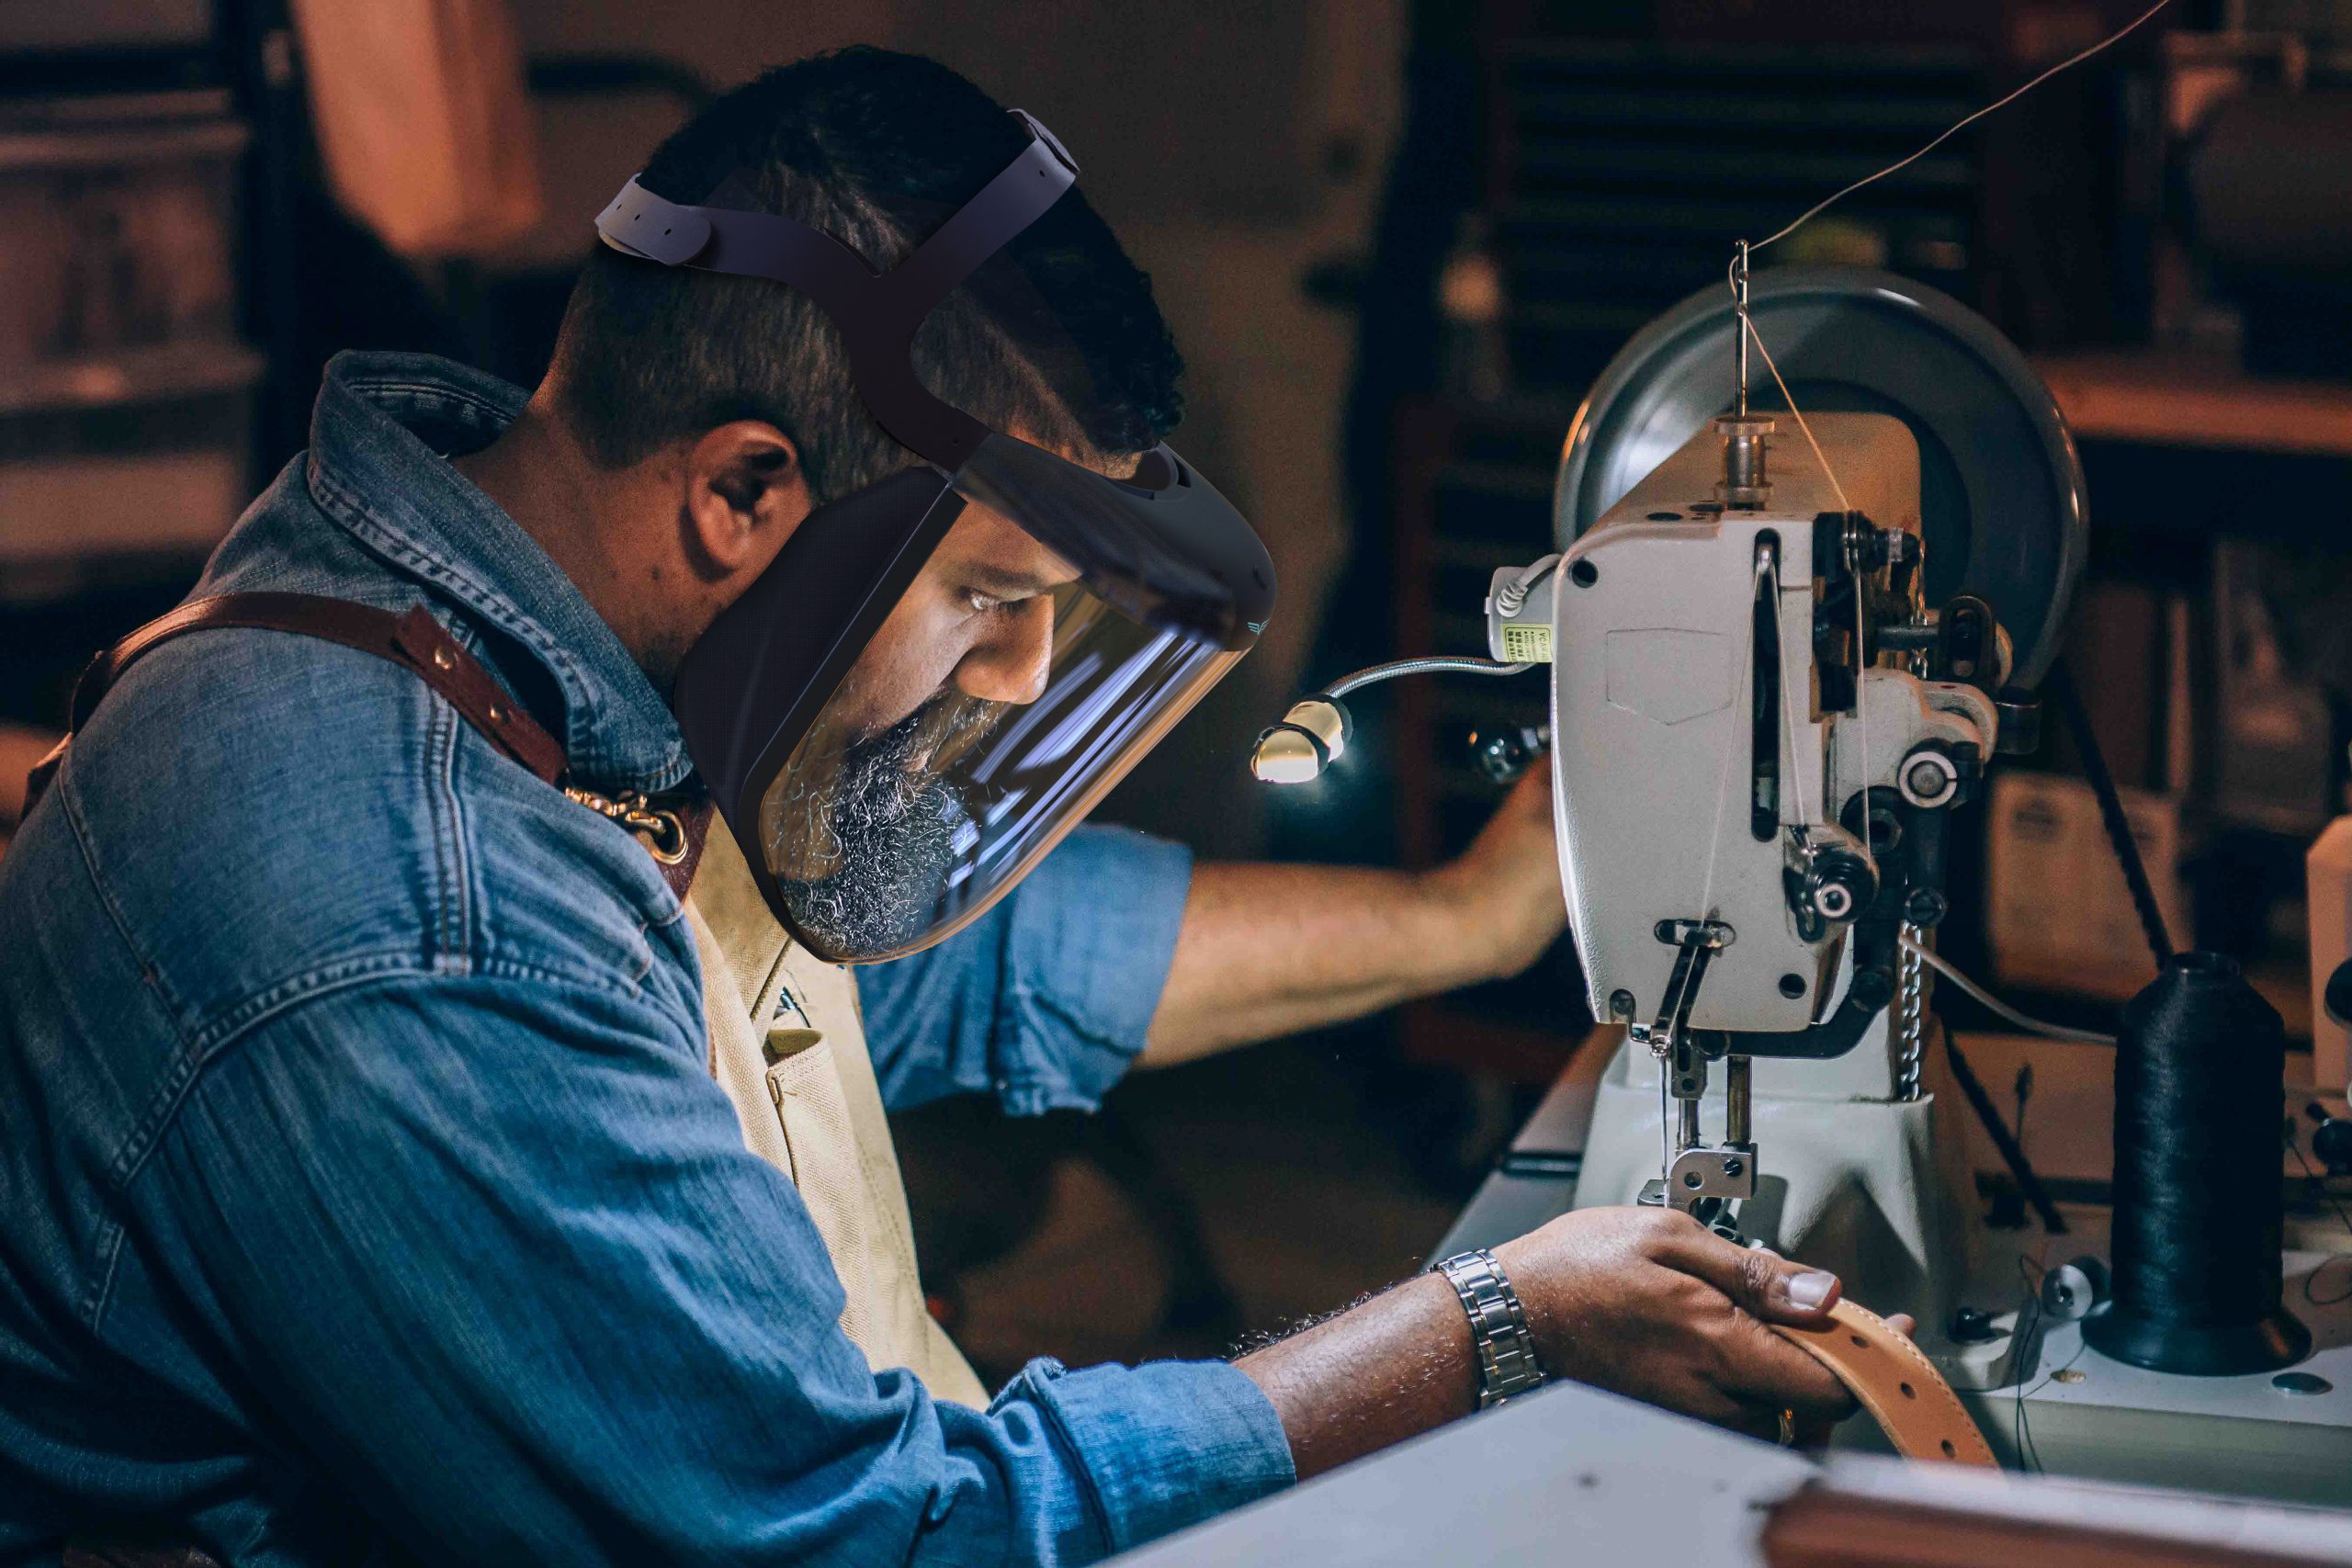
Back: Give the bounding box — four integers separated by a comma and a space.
1253, 265, 2352, 1502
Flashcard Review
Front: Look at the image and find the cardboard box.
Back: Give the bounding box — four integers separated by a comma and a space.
1985, 771, 2191, 1003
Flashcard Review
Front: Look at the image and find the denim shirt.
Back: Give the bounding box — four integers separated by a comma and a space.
0, 353, 1292, 1566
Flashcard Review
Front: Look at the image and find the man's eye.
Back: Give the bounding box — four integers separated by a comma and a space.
962, 588, 1006, 615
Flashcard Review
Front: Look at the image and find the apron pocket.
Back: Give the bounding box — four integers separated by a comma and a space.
764, 1033, 887, 1348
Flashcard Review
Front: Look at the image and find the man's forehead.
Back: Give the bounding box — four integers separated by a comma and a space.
941, 499, 1077, 587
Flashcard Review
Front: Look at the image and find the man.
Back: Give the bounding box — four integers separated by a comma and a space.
0, 48, 1860, 1566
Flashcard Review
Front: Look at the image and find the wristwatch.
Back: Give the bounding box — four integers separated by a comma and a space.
1430, 1247, 1546, 1408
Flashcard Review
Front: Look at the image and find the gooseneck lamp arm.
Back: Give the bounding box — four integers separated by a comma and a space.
1250, 656, 1533, 784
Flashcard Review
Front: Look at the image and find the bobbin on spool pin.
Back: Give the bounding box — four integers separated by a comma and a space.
2085, 951, 2312, 1377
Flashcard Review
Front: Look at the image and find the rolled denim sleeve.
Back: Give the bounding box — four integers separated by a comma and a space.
858, 824, 1194, 1116
127, 972, 1290, 1565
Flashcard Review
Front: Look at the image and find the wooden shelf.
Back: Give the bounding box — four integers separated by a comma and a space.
0, 342, 265, 418
2031, 350, 2352, 458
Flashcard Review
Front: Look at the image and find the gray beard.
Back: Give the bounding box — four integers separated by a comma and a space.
776, 702, 985, 955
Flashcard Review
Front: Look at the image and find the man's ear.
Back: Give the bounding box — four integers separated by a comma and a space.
679, 420, 811, 581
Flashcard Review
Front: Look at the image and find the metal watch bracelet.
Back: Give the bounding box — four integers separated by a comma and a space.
1430, 1247, 1546, 1409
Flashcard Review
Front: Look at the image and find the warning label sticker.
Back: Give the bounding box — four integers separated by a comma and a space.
1499, 624, 1554, 663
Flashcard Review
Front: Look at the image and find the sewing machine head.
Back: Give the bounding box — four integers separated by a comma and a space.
1253, 265, 2084, 1228
1526, 409, 2005, 1057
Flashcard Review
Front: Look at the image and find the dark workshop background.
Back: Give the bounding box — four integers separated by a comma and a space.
4, 0, 2350, 1382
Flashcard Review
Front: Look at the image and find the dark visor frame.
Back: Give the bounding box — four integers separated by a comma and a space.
598, 110, 1080, 474
596, 112, 1274, 960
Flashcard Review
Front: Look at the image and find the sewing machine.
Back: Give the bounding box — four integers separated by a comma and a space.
1254, 265, 2352, 1502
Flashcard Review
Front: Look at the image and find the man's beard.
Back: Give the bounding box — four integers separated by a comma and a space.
770, 695, 1001, 955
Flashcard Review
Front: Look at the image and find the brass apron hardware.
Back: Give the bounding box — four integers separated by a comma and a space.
563, 786, 691, 863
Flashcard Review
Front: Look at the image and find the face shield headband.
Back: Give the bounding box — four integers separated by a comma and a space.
595, 112, 1275, 964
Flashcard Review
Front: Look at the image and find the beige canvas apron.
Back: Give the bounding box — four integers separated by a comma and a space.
681, 824, 990, 1408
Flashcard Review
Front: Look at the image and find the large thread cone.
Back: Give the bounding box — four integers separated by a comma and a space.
2084, 952, 2310, 1376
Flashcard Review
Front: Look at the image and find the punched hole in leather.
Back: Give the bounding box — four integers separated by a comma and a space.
1771, 1298, 1997, 1466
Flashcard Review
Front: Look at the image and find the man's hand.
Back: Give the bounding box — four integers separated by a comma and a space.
1420, 766, 1567, 985
1493, 1207, 1856, 1430
1238, 1205, 1883, 1479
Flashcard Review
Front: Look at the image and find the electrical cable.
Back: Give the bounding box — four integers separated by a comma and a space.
2011, 1254, 2044, 1472
2009, 1253, 2083, 1473
1747, 0, 2176, 257
2045, 658, 2175, 965
2286, 1132, 2352, 1308
1902, 934, 2117, 1045
2014, 1062, 2036, 1156
1493, 556, 1559, 618
1941, 1016, 2066, 1235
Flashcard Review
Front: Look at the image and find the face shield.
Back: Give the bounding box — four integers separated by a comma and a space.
596, 114, 1273, 963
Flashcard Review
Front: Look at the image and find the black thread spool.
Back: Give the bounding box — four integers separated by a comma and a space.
2085, 952, 2311, 1375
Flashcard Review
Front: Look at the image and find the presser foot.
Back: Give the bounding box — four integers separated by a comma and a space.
1638, 1154, 1755, 1245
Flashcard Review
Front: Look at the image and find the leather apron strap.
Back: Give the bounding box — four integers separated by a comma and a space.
22, 592, 712, 898
1772, 1299, 1998, 1465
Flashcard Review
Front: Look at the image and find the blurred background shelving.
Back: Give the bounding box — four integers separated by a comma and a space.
7, 0, 2352, 1376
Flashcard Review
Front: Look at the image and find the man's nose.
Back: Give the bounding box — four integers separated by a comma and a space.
953, 597, 1054, 705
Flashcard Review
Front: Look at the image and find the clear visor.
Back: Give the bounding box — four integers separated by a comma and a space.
755, 479, 1238, 963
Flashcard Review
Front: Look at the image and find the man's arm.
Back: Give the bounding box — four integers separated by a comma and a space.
138, 972, 1291, 1564
1143, 769, 1565, 1066
856, 825, 1194, 1116
138, 968, 1881, 1555
1238, 1207, 1862, 1478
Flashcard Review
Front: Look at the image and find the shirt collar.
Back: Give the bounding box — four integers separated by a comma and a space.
302, 351, 693, 794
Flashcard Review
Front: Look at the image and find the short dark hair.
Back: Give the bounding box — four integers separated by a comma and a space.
552, 47, 1183, 501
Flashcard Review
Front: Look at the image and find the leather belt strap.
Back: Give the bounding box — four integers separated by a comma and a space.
23, 592, 712, 899
1772, 1299, 1997, 1466
51, 592, 565, 783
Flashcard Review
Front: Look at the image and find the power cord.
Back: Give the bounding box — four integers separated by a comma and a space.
2286, 1127, 2352, 1308
1941, 1017, 2066, 1235
2044, 659, 2174, 967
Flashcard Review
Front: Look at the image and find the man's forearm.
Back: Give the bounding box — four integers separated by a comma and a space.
1233, 1209, 1863, 1484
1236, 1271, 1476, 1479
1140, 771, 1563, 1067
1141, 861, 1501, 1066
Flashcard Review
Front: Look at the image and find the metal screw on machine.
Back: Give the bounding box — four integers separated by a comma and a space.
1903, 886, 1950, 927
